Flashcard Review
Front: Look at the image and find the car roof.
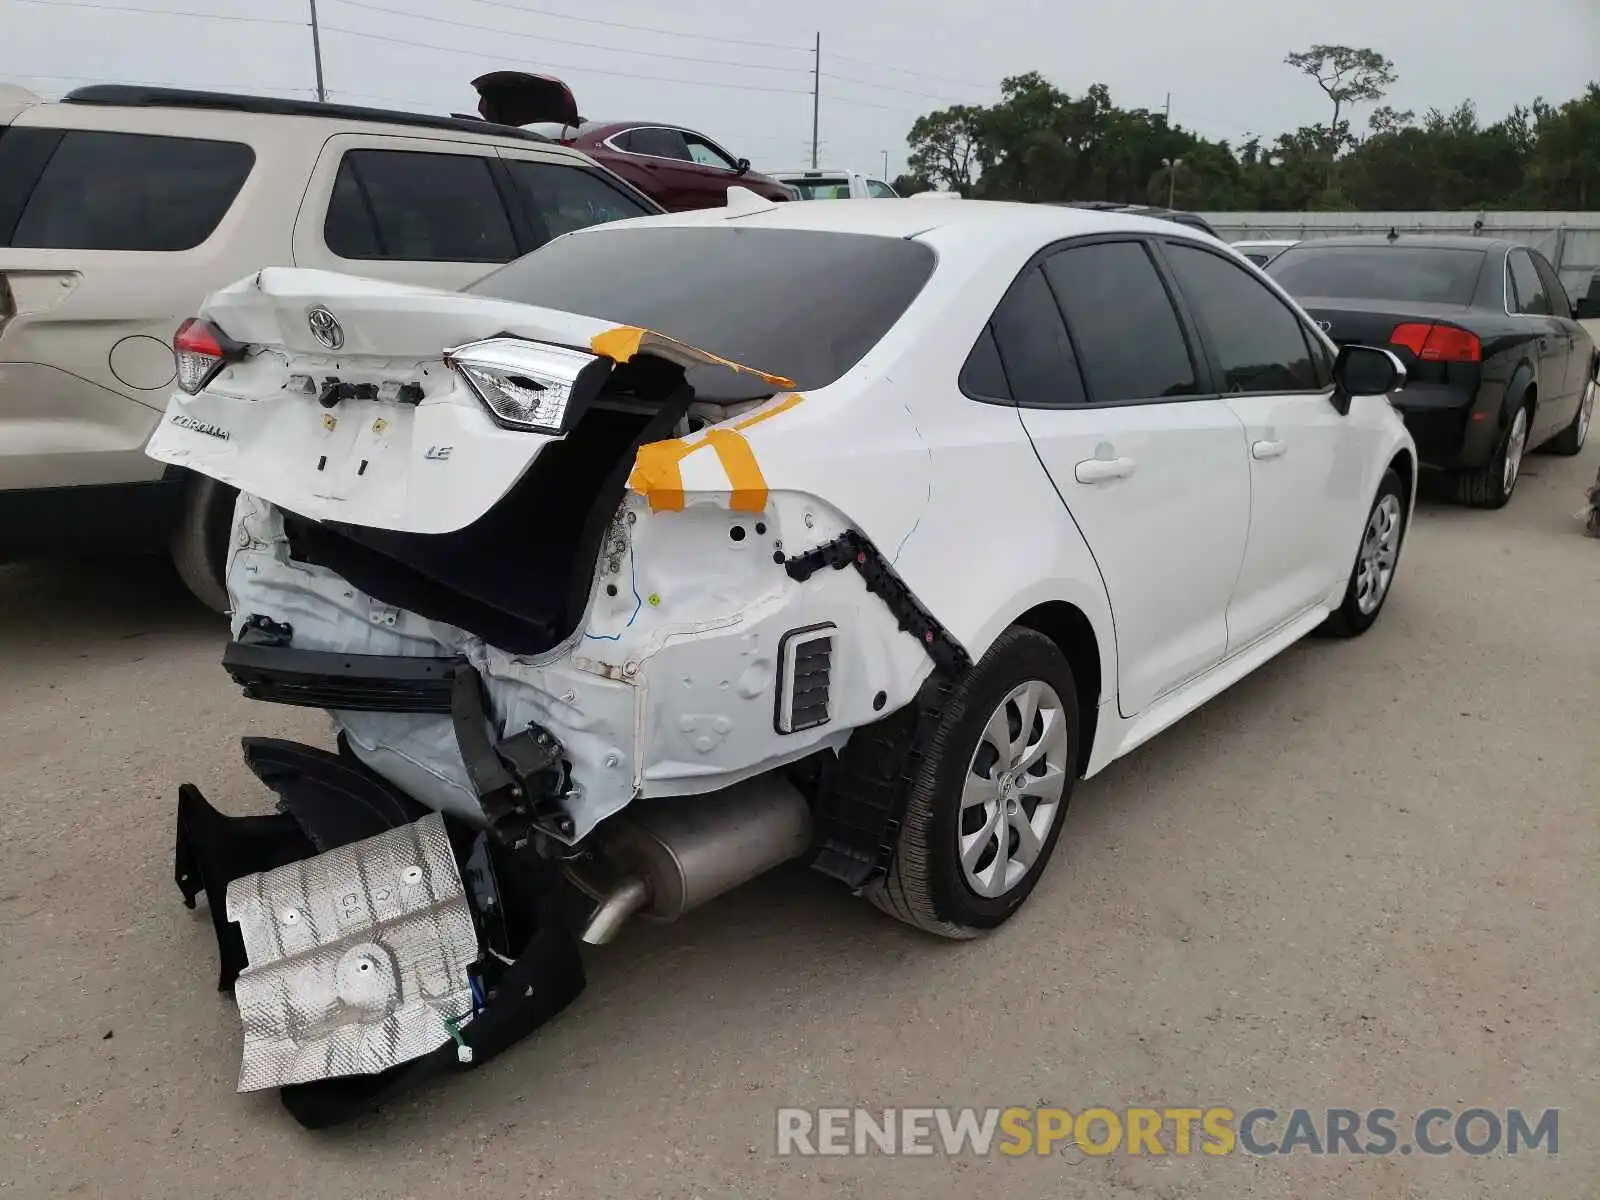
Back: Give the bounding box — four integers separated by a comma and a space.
1281, 234, 1512, 253
576, 195, 1225, 245
54, 84, 557, 146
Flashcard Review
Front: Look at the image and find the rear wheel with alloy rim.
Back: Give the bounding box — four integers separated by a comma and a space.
1454, 401, 1529, 509
868, 626, 1079, 938
1318, 467, 1407, 638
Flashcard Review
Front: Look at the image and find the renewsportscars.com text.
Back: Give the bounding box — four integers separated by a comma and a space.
775, 1106, 1559, 1157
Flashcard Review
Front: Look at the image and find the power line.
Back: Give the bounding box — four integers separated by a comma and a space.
405, 0, 811, 52
821, 70, 979, 103
322, 0, 812, 73
320, 25, 815, 95
3, 0, 306, 24
826, 51, 992, 91
7, 70, 312, 94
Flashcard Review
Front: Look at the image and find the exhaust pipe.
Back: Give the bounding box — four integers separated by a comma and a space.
576, 775, 813, 945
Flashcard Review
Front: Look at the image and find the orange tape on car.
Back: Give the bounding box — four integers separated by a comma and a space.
590, 326, 796, 389
626, 391, 808, 513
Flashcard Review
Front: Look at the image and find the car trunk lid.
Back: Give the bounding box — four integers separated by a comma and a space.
1297, 296, 1482, 388
145, 267, 790, 537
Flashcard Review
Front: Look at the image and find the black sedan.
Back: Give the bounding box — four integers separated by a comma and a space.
1266, 234, 1597, 509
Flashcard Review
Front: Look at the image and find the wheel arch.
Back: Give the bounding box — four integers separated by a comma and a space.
1508, 363, 1537, 427
1011, 600, 1104, 778
1388, 445, 1415, 513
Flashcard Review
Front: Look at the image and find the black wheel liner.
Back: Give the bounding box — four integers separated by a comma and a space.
782, 529, 970, 890
173, 735, 585, 1129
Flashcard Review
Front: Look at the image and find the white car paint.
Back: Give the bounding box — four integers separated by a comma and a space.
148, 199, 1415, 845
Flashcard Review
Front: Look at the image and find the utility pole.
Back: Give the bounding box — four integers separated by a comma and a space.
1164, 92, 1171, 124
309, 0, 327, 102
882, 149, 889, 178
810, 32, 820, 169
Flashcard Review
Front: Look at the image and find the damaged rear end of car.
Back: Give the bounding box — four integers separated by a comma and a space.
151, 223, 960, 1125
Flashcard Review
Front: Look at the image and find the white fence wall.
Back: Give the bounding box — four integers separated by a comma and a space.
1200, 211, 1600, 300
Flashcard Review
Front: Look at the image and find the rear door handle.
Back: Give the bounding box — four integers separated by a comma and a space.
1251, 439, 1286, 460
1074, 456, 1136, 483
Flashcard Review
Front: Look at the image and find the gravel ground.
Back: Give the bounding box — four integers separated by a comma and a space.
1, 440, 1595, 1200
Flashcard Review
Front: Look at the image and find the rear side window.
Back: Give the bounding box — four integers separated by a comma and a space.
503, 161, 653, 246
1043, 241, 1198, 403
324, 149, 517, 263
0, 128, 253, 251
1163, 242, 1319, 393
1529, 251, 1571, 320
1269, 246, 1485, 306
959, 325, 1012, 401
1509, 249, 1549, 315
866, 179, 898, 198
468, 225, 934, 397
625, 127, 691, 161
975, 264, 1085, 406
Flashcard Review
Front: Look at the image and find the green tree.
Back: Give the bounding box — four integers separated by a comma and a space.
1285, 44, 1398, 185
905, 105, 983, 194
901, 65, 1599, 213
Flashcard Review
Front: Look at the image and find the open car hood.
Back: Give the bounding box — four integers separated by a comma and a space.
145, 268, 792, 536
472, 71, 581, 128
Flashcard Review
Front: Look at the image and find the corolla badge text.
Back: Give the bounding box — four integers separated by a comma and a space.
307, 306, 345, 351
424, 445, 453, 461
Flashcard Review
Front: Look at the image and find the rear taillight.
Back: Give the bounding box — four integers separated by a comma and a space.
1390, 322, 1481, 363
174, 316, 246, 394
0, 275, 14, 338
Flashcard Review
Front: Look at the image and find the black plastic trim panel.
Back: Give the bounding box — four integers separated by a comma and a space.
783, 529, 971, 676
222, 642, 464, 713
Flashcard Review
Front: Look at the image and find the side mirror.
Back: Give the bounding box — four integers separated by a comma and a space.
1332, 344, 1406, 413
734, 157, 751, 176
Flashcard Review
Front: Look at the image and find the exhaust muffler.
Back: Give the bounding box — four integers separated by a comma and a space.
575, 776, 813, 944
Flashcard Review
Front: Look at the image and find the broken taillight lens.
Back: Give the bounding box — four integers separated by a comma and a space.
174, 316, 246, 394
444, 337, 611, 434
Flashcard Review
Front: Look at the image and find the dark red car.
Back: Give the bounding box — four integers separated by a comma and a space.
473, 71, 792, 212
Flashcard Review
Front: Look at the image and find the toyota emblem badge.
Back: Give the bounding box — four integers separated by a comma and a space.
1315, 319, 1332, 333
307, 306, 345, 350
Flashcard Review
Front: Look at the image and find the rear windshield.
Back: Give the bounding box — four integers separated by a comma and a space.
0, 128, 254, 251
468, 225, 937, 395
1267, 245, 1485, 305
785, 178, 852, 200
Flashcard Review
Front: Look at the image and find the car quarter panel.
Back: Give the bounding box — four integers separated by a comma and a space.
654, 223, 1119, 704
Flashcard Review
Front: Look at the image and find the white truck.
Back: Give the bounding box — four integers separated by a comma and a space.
771, 168, 898, 200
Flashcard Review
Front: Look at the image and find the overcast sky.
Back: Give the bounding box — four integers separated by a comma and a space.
4, 0, 1596, 178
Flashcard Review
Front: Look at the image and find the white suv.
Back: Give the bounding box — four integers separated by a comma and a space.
0, 83, 659, 608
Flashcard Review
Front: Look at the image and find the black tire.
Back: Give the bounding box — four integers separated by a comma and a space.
1318, 467, 1407, 639
168, 474, 237, 613
1453, 397, 1529, 509
867, 627, 1079, 939
1546, 375, 1594, 457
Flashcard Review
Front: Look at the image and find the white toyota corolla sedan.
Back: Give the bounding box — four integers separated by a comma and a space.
148, 192, 1415, 1122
